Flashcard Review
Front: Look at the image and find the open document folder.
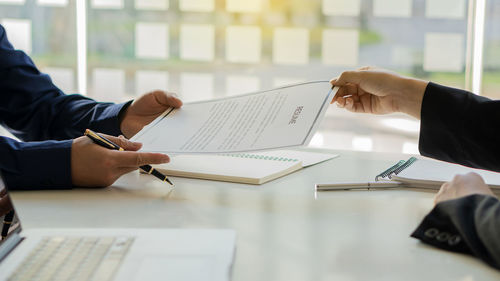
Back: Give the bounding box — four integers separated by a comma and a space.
131, 81, 337, 153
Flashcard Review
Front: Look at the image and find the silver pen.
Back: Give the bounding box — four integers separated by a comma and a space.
315, 181, 403, 191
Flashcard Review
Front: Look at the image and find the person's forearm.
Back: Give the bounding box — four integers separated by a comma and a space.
396, 77, 428, 119
0, 136, 73, 190
411, 194, 500, 270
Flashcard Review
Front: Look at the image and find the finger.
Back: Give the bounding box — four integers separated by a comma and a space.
434, 191, 442, 205
113, 151, 170, 167
345, 97, 355, 111
434, 194, 441, 205
102, 134, 142, 151
434, 182, 449, 204
331, 71, 363, 87
466, 172, 486, 184
342, 96, 367, 113
336, 96, 347, 108
349, 101, 365, 113
333, 83, 358, 102
331, 86, 348, 104
350, 91, 361, 103
152, 90, 183, 108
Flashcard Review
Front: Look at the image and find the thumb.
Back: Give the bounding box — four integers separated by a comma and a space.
103, 134, 142, 151
152, 90, 183, 108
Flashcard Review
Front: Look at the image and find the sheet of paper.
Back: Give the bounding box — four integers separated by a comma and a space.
132, 81, 337, 153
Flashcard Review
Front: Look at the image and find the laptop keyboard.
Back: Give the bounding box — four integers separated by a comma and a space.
8, 236, 134, 281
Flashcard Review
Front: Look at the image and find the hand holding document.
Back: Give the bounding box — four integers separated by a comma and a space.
131, 81, 337, 153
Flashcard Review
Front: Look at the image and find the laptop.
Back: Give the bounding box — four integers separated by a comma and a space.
0, 173, 236, 281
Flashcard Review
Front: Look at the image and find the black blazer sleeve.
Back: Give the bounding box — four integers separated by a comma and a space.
415, 82, 500, 269
419, 82, 500, 172
412, 194, 500, 269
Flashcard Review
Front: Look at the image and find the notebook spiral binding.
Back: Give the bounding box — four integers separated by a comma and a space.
375, 157, 418, 181
393, 157, 417, 175
220, 153, 299, 162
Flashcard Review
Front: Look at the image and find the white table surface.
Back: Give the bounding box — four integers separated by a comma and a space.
11, 149, 500, 281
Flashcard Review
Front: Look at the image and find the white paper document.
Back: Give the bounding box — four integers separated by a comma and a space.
132, 81, 337, 153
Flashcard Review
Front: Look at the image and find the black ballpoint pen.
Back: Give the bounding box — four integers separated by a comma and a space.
1, 210, 14, 240
84, 129, 173, 185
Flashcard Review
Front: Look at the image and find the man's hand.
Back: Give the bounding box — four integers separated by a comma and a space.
120, 90, 183, 139
330, 67, 428, 119
435, 172, 496, 204
71, 134, 170, 187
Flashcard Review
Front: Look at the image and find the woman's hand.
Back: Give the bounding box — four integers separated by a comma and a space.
435, 172, 496, 204
330, 67, 428, 119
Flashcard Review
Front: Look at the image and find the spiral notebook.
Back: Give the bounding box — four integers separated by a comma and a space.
378, 157, 500, 190
152, 150, 338, 185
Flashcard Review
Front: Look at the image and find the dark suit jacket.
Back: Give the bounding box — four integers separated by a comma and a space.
412, 82, 500, 269
0, 25, 131, 190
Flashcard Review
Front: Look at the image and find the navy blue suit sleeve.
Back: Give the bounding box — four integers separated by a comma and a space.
419, 82, 500, 172
0, 136, 73, 190
0, 25, 132, 189
0, 25, 131, 141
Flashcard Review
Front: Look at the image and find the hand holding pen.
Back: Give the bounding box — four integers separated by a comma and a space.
71, 130, 172, 187
84, 129, 173, 185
